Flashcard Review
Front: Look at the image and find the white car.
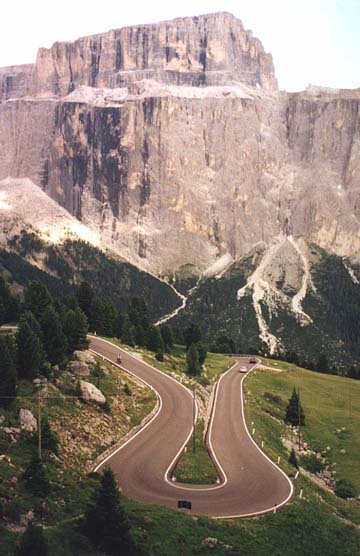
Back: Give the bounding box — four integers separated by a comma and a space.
239, 366, 248, 373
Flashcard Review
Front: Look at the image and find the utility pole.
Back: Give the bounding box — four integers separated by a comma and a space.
193, 385, 196, 453
38, 389, 42, 460
298, 388, 301, 452
349, 381, 352, 419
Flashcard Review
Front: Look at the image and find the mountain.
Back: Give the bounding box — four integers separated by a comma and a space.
1, 12, 360, 363
0, 178, 180, 318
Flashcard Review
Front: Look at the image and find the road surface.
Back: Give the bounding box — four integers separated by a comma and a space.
90, 336, 293, 518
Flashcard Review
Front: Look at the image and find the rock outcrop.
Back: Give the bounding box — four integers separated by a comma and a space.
18, 409, 37, 432
0, 12, 359, 280
68, 361, 91, 377
79, 381, 106, 405
30, 12, 277, 96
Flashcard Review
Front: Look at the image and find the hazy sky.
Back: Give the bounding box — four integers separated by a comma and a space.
1, 0, 359, 91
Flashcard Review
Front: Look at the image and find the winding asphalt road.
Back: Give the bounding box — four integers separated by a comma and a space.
90, 336, 293, 518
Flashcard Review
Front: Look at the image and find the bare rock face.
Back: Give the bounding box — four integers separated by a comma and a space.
31, 12, 277, 96
19, 409, 37, 432
0, 12, 360, 281
0, 64, 33, 102
79, 381, 106, 405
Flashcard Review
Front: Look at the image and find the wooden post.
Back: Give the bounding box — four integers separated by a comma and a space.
37, 390, 42, 460
193, 386, 196, 453
298, 389, 301, 452
349, 382, 352, 418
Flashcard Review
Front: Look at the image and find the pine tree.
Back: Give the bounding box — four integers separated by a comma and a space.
284, 388, 305, 426
77, 281, 95, 319
40, 307, 67, 365
33, 416, 59, 455
84, 468, 135, 556
128, 297, 150, 330
186, 343, 201, 376
146, 326, 163, 352
289, 448, 299, 469
63, 307, 89, 353
317, 353, 329, 374
121, 315, 135, 347
24, 281, 53, 321
0, 276, 20, 324
160, 325, 173, 351
184, 323, 202, 350
0, 335, 17, 408
195, 342, 207, 365
113, 311, 125, 339
16, 317, 43, 380
212, 335, 236, 354
347, 366, 360, 380
23, 453, 51, 497
14, 521, 48, 556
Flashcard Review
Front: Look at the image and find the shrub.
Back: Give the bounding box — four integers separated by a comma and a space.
123, 383, 132, 396
299, 453, 324, 474
263, 391, 282, 405
335, 479, 357, 499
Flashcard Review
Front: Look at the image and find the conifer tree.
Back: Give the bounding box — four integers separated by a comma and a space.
14, 522, 48, 556
23, 453, 51, 497
195, 342, 208, 365
289, 448, 299, 469
40, 306, 67, 365
146, 325, 163, 352
84, 468, 135, 556
121, 315, 135, 347
184, 323, 202, 350
317, 353, 329, 374
186, 343, 201, 376
128, 297, 150, 330
63, 307, 89, 353
24, 281, 53, 321
348, 366, 360, 380
0, 335, 17, 408
77, 281, 95, 319
284, 388, 305, 426
16, 317, 43, 380
160, 325, 173, 351
33, 416, 59, 455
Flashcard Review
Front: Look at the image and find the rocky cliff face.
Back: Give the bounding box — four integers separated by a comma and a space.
31, 12, 277, 95
1, 12, 360, 355
0, 64, 33, 102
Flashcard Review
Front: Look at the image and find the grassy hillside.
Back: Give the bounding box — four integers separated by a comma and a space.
252, 359, 360, 491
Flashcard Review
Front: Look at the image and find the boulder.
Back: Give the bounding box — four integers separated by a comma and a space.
19, 409, 37, 432
74, 350, 96, 366
201, 537, 218, 549
68, 360, 91, 376
79, 381, 106, 405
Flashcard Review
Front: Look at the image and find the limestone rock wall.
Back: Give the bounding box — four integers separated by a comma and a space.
0, 65, 34, 102
31, 12, 277, 96
1, 13, 360, 276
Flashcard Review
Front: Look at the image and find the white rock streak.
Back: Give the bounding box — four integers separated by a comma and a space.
287, 236, 313, 324
155, 283, 187, 326
343, 260, 359, 285
237, 239, 283, 354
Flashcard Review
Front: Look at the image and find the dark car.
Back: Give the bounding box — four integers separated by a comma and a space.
249, 357, 257, 364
